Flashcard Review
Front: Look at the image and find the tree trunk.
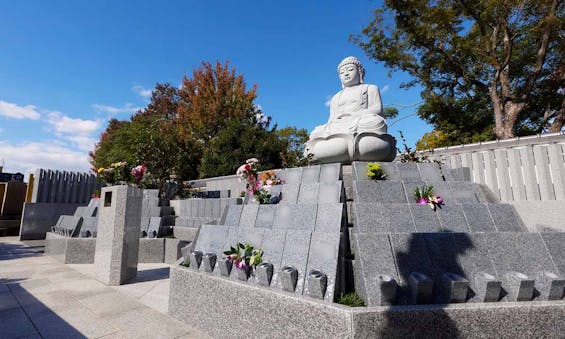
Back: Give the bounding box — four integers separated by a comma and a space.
548, 102, 565, 133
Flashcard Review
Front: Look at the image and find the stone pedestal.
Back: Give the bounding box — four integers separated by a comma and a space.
94, 185, 143, 285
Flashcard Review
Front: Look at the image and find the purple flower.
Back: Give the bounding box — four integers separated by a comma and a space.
235, 261, 247, 270
416, 198, 429, 205
226, 255, 233, 262
435, 196, 444, 205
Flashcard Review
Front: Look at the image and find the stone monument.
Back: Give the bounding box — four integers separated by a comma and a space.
305, 56, 396, 163
94, 185, 143, 285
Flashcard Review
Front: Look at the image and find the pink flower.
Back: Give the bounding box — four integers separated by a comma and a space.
235, 261, 247, 270
416, 198, 429, 205
265, 179, 273, 186
434, 196, 444, 205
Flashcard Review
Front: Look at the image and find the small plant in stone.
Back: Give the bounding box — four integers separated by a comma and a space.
366, 162, 386, 180
413, 184, 444, 210
223, 242, 264, 271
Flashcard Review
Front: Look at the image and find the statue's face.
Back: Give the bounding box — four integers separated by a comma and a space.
339, 64, 360, 87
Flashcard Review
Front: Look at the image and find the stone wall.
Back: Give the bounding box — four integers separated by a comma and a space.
31, 168, 99, 204
425, 132, 565, 202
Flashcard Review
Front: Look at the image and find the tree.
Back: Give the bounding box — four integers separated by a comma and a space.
352, 0, 565, 140
199, 117, 286, 178
277, 126, 310, 168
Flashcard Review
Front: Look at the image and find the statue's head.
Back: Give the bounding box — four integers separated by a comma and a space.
337, 56, 365, 88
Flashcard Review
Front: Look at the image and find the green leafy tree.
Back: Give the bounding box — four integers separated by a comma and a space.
352, 0, 565, 140
276, 126, 310, 168
199, 117, 286, 178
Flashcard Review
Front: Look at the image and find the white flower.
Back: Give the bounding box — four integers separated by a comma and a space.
246, 158, 259, 164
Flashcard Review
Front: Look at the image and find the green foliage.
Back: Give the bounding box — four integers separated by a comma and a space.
337, 292, 365, 307
397, 131, 433, 163
366, 162, 386, 180
277, 126, 311, 168
198, 118, 285, 178
352, 0, 565, 139
382, 106, 399, 120
223, 242, 264, 268
414, 185, 435, 202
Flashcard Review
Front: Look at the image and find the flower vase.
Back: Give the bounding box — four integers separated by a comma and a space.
235, 266, 250, 281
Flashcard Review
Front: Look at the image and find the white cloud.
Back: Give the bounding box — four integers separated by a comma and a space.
0, 100, 41, 120
132, 85, 152, 99
381, 85, 390, 93
47, 111, 102, 136
91, 103, 142, 115
0, 140, 91, 175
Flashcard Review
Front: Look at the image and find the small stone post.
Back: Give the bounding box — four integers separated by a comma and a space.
94, 185, 143, 285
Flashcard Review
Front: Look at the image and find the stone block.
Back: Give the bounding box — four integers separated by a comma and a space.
255, 204, 276, 228
398, 163, 421, 182
256, 262, 274, 286
503, 271, 534, 301
79, 217, 98, 238
486, 203, 525, 232
319, 163, 341, 183
315, 203, 344, 233
352, 162, 370, 180
441, 272, 469, 303
189, 250, 203, 269
217, 258, 233, 277
204, 199, 213, 218
301, 165, 320, 183
279, 265, 299, 292
238, 227, 265, 248
354, 203, 387, 233
279, 230, 312, 294
138, 238, 165, 263
436, 204, 469, 232
172, 226, 198, 241
194, 224, 229, 254
536, 271, 565, 301
222, 204, 243, 226
238, 204, 257, 228
460, 203, 496, 232
408, 272, 434, 304
317, 181, 343, 203
304, 232, 340, 301
202, 253, 217, 273
279, 168, 302, 184
234, 266, 250, 281
410, 204, 441, 232
483, 232, 557, 278
280, 183, 300, 204
94, 185, 143, 285
449, 167, 472, 181
306, 269, 327, 299
512, 201, 565, 232
383, 203, 416, 233
146, 217, 161, 238
259, 229, 286, 286
473, 272, 502, 302
541, 232, 565, 275
273, 204, 317, 231
353, 233, 399, 306
354, 181, 406, 204
417, 163, 444, 183
164, 238, 189, 264
297, 183, 319, 203
378, 162, 400, 181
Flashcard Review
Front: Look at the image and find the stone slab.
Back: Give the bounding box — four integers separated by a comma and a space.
417, 163, 444, 183
304, 232, 340, 302
254, 204, 276, 228
384, 203, 417, 233
354, 181, 406, 204
317, 181, 343, 203
436, 204, 470, 232
353, 233, 399, 306
511, 201, 565, 232
279, 168, 302, 185
138, 238, 165, 263
315, 203, 344, 233
541, 232, 565, 276
397, 163, 422, 182
260, 229, 287, 286
280, 183, 300, 204
297, 183, 320, 203
279, 230, 312, 295
354, 203, 387, 233
319, 163, 341, 183
301, 165, 320, 183
483, 232, 557, 286
273, 204, 317, 231
164, 238, 190, 264
193, 224, 229, 254
409, 204, 441, 232
222, 204, 243, 226
486, 203, 525, 232
460, 203, 496, 232
19, 202, 86, 240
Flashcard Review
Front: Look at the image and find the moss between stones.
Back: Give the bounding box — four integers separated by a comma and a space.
336, 292, 365, 307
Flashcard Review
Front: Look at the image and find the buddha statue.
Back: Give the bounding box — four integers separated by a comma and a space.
305, 56, 397, 163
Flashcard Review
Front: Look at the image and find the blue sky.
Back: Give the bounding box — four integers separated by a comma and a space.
0, 1, 431, 175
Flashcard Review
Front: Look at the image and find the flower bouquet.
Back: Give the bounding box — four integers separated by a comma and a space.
413, 184, 444, 210
223, 243, 264, 281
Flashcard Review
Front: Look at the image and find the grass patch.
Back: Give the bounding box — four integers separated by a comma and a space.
336, 292, 365, 307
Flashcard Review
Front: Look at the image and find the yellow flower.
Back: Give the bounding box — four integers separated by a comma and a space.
97, 167, 105, 174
